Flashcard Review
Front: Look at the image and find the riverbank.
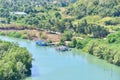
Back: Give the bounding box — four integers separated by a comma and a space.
0, 27, 120, 67
0, 29, 61, 43
0, 36, 119, 80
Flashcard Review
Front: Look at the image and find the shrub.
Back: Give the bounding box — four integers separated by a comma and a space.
76, 40, 83, 49
14, 32, 22, 38
47, 39, 52, 43
0, 32, 6, 36
107, 31, 120, 43
59, 39, 65, 45
41, 34, 47, 39
62, 30, 73, 41
68, 38, 77, 48
21, 35, 28, 39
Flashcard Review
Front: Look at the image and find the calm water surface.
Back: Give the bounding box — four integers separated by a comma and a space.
0, 36, 120, 80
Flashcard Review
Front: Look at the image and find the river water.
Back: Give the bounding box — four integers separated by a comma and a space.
0, 36, 120, 80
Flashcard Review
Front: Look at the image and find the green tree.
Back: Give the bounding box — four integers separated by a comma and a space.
62, 30, 73, 41
7, 17, 11, 24
76, 40, 83, 49
55, 12, 61, 19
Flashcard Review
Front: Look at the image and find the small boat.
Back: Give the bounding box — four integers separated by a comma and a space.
36, 40, 47, 46
56, 46, 68, 51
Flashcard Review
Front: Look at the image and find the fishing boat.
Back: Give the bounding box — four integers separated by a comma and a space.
36, 40, 47, 46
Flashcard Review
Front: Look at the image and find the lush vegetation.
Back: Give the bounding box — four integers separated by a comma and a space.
66, 0, 120, 18
64, 0, 120, 66
0, 31, 36, 40
0, 0, 120, 67
0, 41, 32, 80
83, 33, 120, 66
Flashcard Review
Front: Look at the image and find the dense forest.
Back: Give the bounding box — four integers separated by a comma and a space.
65, 0, 120, 66
0, 41, 32, 80
0, 0, 120, 78
66, 0, 120, 18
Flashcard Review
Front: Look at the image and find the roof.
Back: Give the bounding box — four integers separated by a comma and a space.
10, 12, 27, 15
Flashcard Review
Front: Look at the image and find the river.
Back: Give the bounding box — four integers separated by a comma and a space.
0, 36, 120, 80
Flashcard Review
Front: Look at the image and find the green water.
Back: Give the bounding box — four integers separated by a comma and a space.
0, 36, 120, 80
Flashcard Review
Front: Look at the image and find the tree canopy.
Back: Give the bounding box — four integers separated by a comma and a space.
0, 41, 32, 80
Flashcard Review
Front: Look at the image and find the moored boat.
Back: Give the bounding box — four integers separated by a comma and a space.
56, 46, 68, 51
36, 40, 47, 46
